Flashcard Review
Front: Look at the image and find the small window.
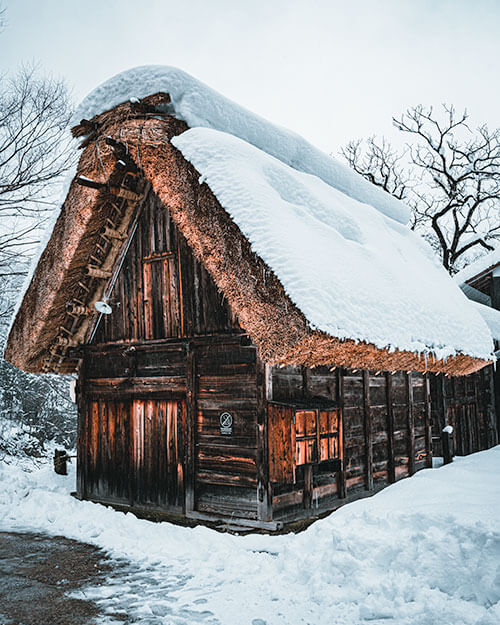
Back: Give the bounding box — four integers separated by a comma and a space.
295, 409, 339, 466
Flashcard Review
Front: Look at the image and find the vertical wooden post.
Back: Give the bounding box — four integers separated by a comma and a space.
442, 429, 453, 464
303, 465, 313, 509
256, 356, 272, 521
302, 365, 311, 399
407, 373, 416, 476
473, 373, 481, 452
440, 375, 447, 431
265, 364, 273, 401
76, 357, 86, 499
184, 343, 196, 513
424, 374, 433, 468
336, 368, 347, 499
363, 370, 373, 491
385, 372, 396, 483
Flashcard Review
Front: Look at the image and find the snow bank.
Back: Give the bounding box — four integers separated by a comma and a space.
454, 248, 500, 285
173, 128, 494, 361
74, 65, 411, 225
1, 448, 500, 625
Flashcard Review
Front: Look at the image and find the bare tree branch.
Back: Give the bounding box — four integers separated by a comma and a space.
0, 65, 74, 287
341, 104, 500, 273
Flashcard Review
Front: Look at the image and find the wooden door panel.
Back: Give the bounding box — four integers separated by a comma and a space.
84, 398, 185, 509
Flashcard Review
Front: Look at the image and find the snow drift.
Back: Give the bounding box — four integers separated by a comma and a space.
1, 448, 499, 625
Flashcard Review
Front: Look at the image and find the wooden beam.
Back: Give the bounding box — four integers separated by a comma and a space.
104, 136, 141, 174
184, 343, 196, 513
265, 364, 273, 401
303, 465, 313, 509
66, 303, 91, 317
76, 358, 86, 499
363, 370, 373, 490
385, 372, 396, 483
87, 266, 112, 279
440, 374, 447, 433
110, 186, 142, 202
302, 365, 312, 399
185, 510, 283, 531
424, 374, 433, 468
256, 355, 272, 521
407, 373, 416, 476
102, 226, 127, 241
76, 176, 106, 191
336, 367, 347, 499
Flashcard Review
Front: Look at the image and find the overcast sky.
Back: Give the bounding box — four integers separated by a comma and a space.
2, 0, 500, 154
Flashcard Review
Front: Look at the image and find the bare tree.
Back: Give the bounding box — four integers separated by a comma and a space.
341, 136, 411, 202
341, 105, 500, 273
0, 65, 74, 318
0, 5, 77, 453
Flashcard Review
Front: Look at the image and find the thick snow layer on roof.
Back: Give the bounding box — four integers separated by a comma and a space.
454, 248, 500, 285
471, 301, 500, 342
74, 65, 411, 225
173, 128, 494, 361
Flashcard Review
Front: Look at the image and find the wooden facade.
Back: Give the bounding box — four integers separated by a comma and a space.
430, 366, 498, 457
74, 187, 497, 530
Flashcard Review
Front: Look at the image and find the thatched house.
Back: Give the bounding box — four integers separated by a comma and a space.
5, 67, 498, 529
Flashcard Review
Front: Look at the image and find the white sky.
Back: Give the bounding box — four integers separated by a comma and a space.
2, 0, 500, 154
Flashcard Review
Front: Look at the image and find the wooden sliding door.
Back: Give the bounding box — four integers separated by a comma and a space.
81, 397, 185, 510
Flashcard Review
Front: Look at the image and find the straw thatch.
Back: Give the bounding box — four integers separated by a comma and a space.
4, 97, 490, 376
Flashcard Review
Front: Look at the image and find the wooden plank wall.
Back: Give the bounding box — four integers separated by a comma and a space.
80, 339, 260, 517
93, 189, 239, 343
430, 367, 498, 456
80, 190, 261, 520
195, 341, 259, 520
269, 366, 432, 519
79, 394, 184, 510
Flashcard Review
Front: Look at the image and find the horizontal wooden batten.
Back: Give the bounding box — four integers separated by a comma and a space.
85, 376, 186, 396
186, 510, 283, 531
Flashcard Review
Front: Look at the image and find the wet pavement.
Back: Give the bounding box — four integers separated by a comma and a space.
0, 531, 113, 625
0, 532, 217, 625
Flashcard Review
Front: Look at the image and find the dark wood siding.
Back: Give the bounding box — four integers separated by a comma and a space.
194, 342, 259, 520
80, 338, 260, 519
268, 366, 433, 519
79, 394, 185, 510
93, 189, 239, 344
431, 367, 498, 456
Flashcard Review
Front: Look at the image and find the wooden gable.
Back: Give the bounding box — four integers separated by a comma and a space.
93, 188, 241, 344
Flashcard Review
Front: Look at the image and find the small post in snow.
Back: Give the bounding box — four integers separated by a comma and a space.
441, 425, 454, 465
54, 449, 70, 475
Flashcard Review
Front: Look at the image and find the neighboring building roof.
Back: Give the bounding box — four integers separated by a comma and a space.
454, 248, 500, 286
460, 284, 491, 307
4, 67, 495, 375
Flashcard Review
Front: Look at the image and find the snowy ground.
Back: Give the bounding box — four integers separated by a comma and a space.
0, 449, 499, 625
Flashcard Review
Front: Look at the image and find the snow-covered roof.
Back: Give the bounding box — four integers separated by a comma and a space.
75, 66, 410, 225
470, 301, 500, 342
172, 127, 493, 362
5, 66, 496, 373
454, 248, 500, 285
